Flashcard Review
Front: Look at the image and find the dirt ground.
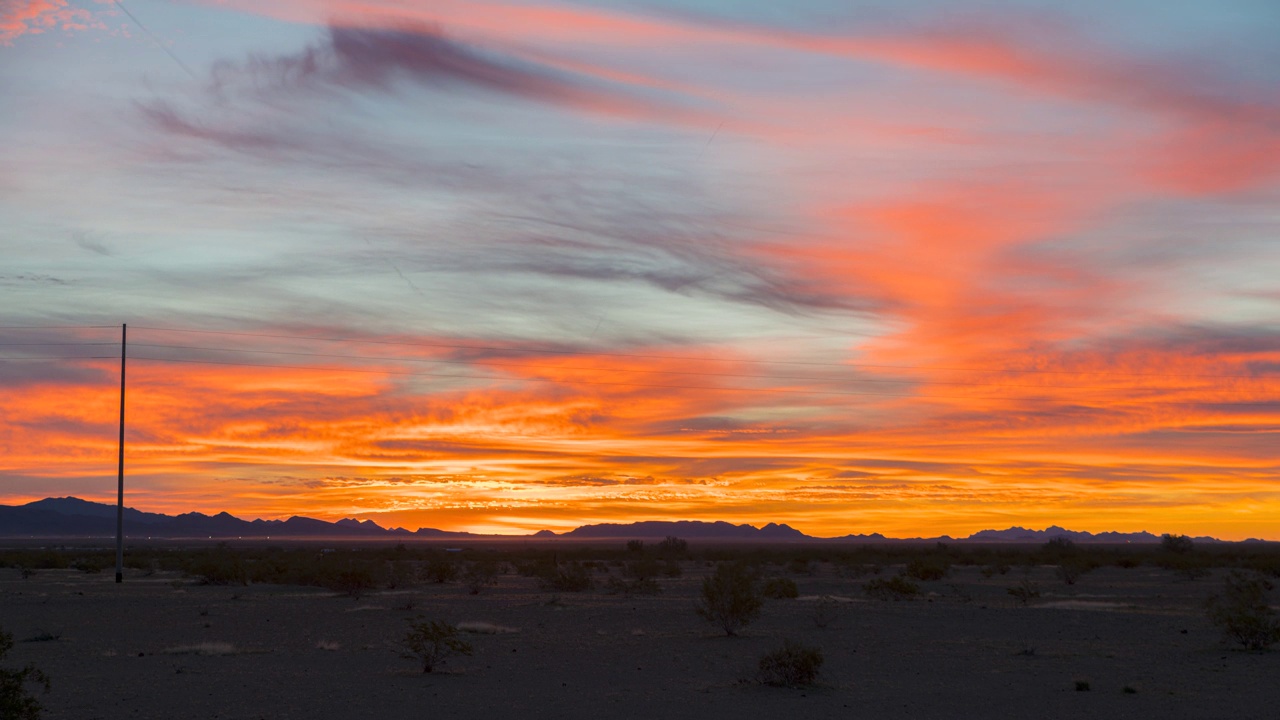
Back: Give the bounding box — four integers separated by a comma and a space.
2, 560, 1276, 719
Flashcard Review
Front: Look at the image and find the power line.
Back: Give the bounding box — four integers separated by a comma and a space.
128, 325, 1280, 381
112, 0, 199, 81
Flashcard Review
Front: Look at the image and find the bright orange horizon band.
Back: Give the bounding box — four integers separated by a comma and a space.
3, 329, 1276, 541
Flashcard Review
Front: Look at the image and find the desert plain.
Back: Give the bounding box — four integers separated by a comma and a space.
2, 543, 1278, 720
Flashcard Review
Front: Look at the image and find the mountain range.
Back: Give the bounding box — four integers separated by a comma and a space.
0, 496, 1248, 543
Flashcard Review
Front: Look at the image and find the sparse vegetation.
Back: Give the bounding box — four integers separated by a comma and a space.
757, 640, 823, 687
762, 577, 799, 599
905, 556, 949, 581
1008, 577, 1041, 606
864, 575, 919, 601
424, 557, 459, 584
981, 563, 1010, 578
657, 536, 688, 558
695, 562, 762, 636
1205, 571, 1280, 650
811, 596, 840, 628
1161, 534, 1195, 554
1, 627, 49, 720
400, 620, 473, 673
537, 561, 593, 592
327, 564, 377, 598
464, 560, 499, 595
1056, 557, 1094, 585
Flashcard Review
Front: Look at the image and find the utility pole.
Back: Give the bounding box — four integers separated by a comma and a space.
115, 323, 126, 583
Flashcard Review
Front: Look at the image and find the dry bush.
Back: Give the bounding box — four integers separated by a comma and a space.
757, 640, 823, 687
327, 565, 377, 599
465, 560, 499, 595
905, 557, 949, 581
864, 575, 919, 601
1161, 533, 1195, 554
762, 577, 799, 599
424, 558, 459, 584
1, 627, 49, 720
401, 620, 472, 673
1008, 577, 1041, 606
605, 576, 662, 596
537, 562, 593, 592
657, 536, 689, 558
1206, 571, 1280, 651
161, 642, 240, 656
696, 562, 762, 636
1056, 557, 1095, 586
811, 596, 841, 629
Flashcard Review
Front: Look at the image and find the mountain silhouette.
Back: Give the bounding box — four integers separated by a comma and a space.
0, 496, 1226, 543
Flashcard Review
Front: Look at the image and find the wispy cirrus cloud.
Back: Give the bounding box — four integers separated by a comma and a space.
204, 22, 718, 126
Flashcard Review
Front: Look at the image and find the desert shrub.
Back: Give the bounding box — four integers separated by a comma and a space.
624, 556, 661, 582
842, 562, 881, 579
1161, 533, 1195, 554
424, 558, 459, 584
661, 560, 683, 578
1170, 557, 1212, 581
905, 557, 950, 581
657, 536, 688, 558
787, 558, 814, 576
1206, 571, 1280, 650
400, 620, 472, 673
1042, 537, 1077, 557
757, 640, 823, 687
1008, 577, 1041, 606
327, 564, 378, 598
812, 596, 840, 628
864, 575, 919, 601
626, 540, 645, 553
695, 562, 762, 636
186, 552, 248, 586
1, 627, 50, 720
384, 560, 416, 589
1056, 557, 1096, 586
1115, 556, 1141, 569
762, 577, 799, 599
604, 576, 662, 596
538, 562, 593, 592
464, 560, 499, 595
981, 563, 1011, 578
70, 554, 109, 574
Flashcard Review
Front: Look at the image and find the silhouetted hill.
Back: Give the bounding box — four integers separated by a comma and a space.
560, 520, 807, 540
0, 496, 1238, 542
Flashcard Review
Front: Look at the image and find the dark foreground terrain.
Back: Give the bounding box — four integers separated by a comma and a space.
2, 542, 1277, 719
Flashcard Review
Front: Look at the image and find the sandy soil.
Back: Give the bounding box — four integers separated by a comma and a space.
2, 561, 1275, 719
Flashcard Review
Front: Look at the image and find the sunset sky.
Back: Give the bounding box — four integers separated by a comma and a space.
2, 0, 1279, 539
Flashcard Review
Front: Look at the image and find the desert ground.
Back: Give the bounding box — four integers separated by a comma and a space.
2, 545, 1277, 719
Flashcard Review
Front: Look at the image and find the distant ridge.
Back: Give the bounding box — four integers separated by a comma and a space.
0, 496, 1249, 543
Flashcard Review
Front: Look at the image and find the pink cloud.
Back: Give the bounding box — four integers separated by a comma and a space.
0, 0, 108, 44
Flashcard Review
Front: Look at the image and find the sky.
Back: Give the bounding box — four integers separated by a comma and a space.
2, 0, 1279, 539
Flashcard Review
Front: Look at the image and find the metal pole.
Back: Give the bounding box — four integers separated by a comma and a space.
115, 323, 126, 583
